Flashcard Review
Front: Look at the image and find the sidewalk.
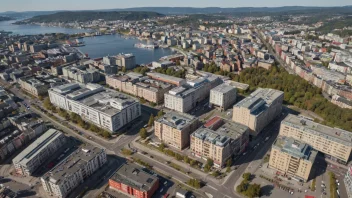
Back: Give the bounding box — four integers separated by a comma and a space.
131, 137, 224, 185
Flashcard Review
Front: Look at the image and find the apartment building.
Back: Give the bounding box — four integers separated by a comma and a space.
103, 54, 136, 70
106, 72, 173, 104
164, 77, 222, 113
344, 166, 352, 198
48, 83, 141, 133
210, 84, 237, 111
269, 136, 317, 182
62, 65, 100, 84
279, 114, 352, 164
154, 111, 199, 150
13, 129, 67, 176
18, 75, 65, 97
109, 163, 159, 198
232, 88, 284, 135
41, 145, 107, 198
190, 116, 249, 167
147, 72, 186, 86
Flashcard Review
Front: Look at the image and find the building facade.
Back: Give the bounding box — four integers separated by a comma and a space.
269, 136, 317, 182
48, 83, 141, 133
106, 73, 173, 104
109, 163, 159, 198
62, 65, 100, 84
41, 145, 107, 198
344, 166, 352, 198
154, 111, 199, 150
210, 84, 237, 111
13, 129, 67, 176
279, 114, 352, 164
190, 117, 249, 167
232, 88, 284, 135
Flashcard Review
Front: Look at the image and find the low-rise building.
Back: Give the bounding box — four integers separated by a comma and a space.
108, 163, 159, 198
331, 94, 352, 109
232, 88, 284, 135
279, 114, 352, 164
18, 74, 65, 97
210, 84, 237, 111
154, 111, 199, 150
48, 83, 141, 133
41, 145, 107, 198
13, 129, 67, 176
190, 116, 249, 167
106, 73, 173, 104
269, 136, 317, 182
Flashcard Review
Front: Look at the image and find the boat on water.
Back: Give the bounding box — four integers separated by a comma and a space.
134, 43, 159, 49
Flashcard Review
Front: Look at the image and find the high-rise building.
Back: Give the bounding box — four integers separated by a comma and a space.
48, 83, 141, 133
191, 116, 249, 167
154, 111, 199, 150
232, 88, 284, 135
108, 163, 159, 198
210, 84, 237, 111
13, 129, 67, 176
41, 145, 107, 198
269, 136, 317, 182
279, 114, 352, 164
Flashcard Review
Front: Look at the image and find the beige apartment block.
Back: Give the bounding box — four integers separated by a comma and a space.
190, 116, 249, 167
269, 136, 317, 182
210, 84, 237, 111
154, 111, 199, 150
232, 88, 284, 135
279, 114, 352, 164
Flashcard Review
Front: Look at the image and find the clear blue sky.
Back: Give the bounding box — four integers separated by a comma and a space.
0, 0, 351, 12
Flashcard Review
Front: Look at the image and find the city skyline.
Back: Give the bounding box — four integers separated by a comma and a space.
0, 0, 351, 12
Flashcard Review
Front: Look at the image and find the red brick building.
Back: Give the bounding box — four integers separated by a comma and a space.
109, 164, 159, 198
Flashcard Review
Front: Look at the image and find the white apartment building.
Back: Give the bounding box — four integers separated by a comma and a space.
12, 129, 67, 176
48, 83, 141, 133
41, 145, 107, 198
62, 65, 100, 84
103, 54, 136, 70
210, 84, 237, 110
164, 77, 222, 113
232, 88, 284, 135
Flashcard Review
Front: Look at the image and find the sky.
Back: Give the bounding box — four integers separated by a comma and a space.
0, 0, 351, 12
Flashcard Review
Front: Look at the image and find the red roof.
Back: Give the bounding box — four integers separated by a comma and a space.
305, 196, 315, 198
204, 116, 221, 128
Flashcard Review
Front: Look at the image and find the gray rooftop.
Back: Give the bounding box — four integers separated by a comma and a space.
273, 136, 317, 162
282, 114, 352, 147
211, 83, 236, 94
13, 129, 64, 165
147, 72, 186, 85
42, 145, 105, 185
156, 111, 197, 130
111, 163, 158, 192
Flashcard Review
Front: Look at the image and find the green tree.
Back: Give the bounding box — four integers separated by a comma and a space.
102, 130, 111, 138
242, 173, 251, 181
244, 183, 261, 198
236, 180, 248, 193
184, 156, 190, 163
226, 158, 232, 168
121, 148, 133, 155
148, 114, 154, 127
139, 128, 148, 139
157, 110, 164, 118
43, 97, 55, 111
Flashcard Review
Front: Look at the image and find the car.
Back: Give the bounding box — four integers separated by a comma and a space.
160, 188, 164, 193
163, 194, 169, 198
164, 181, 168, 186
143, 124, 148, 128
242, 152, 247, 156
259, 165, 262, 168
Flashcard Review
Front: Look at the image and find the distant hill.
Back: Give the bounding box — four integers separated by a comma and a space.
16, 11, 164, 23
0, 16, 13, 21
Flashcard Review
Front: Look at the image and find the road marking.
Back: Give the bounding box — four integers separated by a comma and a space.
207, 185, 218, 191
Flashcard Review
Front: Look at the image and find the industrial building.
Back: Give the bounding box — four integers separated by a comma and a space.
108, 163, 159, 198
269, 136, 317, 182
41, 145, 107, 198
13, 129, 67, 176
279, 114, 352, 164
190, 116, 249, 167
48, 83, 141, 133
232, 88, 284, 135
154, 111, 199, 150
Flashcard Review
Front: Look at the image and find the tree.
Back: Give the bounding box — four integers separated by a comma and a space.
236, 180, 248, 193
184, 156, 190, 163
148, 114, 154, 127
102, 130, 111, 139
157, 110, 164, 118
226, 158, 232, 168
139, 128, 148, 139
122, 67, 127, 73
43, 97, 55, 111
244, 183, 261, 198
242, 173, 251, 181
121, 148, 133, 155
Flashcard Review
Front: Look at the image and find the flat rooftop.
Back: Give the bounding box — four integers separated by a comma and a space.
147, 72, 186, 85
211, 83, 236, 94
110, 163, 158, 192
13, 129, 64, 166
42, 145, 105, 185
273, 136, 317, 162
225, 80, 249, 90
156, 111, 197, 130
192, 117, 248, 147
282, 114, 352, 147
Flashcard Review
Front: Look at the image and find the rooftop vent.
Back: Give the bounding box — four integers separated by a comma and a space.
300, 120, 306, 125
